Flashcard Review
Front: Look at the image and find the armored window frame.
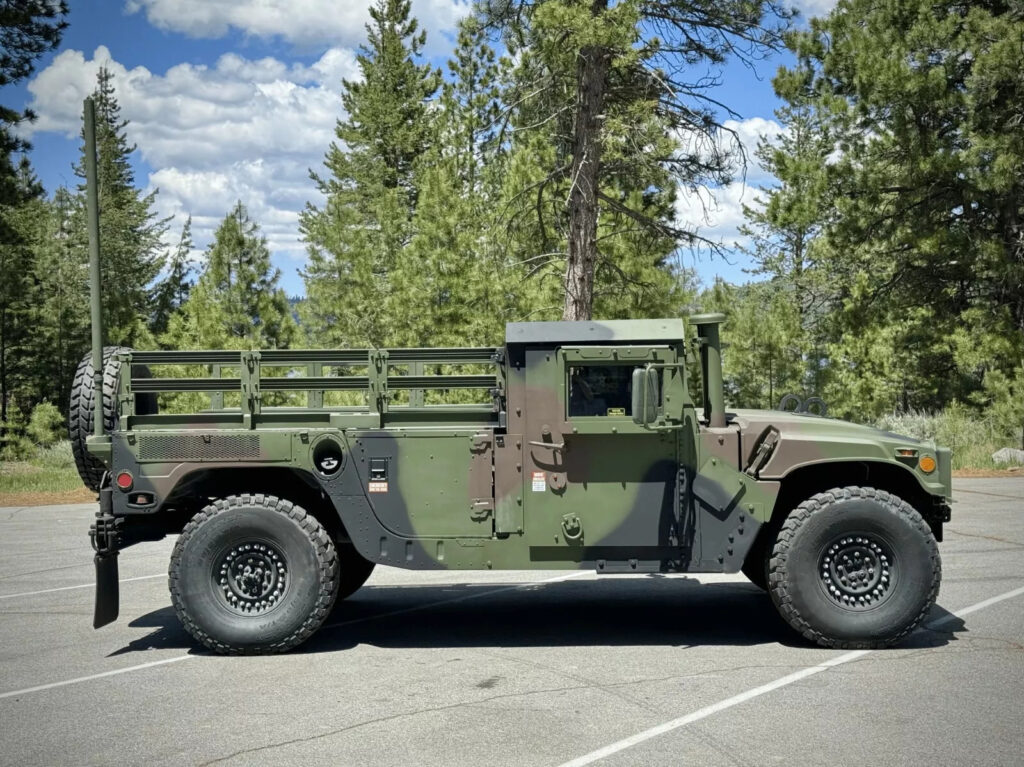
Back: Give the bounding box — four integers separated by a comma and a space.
567, 364, 635, 418
557, 346, 672, 434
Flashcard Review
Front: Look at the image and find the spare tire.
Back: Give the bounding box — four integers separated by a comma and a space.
69, 346, 157, 492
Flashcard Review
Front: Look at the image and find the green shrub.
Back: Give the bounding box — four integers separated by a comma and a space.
0, 436, 33, 462
876, 405, 1007, 470
34, 440, 75, 470
27, 401, 65, 447
0, 401, 33, 461
1, 439, 83, 495
977, 366, 1024, 447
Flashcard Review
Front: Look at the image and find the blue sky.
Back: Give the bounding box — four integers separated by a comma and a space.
9, 0, 836, 297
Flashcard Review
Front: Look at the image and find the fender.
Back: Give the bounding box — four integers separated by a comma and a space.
731, 409, 952, 502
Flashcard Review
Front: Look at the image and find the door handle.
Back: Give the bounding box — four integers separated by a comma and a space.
528, 440, 565, 450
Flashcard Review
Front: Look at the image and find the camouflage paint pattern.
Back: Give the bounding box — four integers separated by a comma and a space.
90, 319, 952, 575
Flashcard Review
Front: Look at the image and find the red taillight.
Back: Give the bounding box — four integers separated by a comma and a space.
115, 471, 133, 491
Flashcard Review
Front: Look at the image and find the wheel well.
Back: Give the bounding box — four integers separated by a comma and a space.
744, 460, 942, 574
773, 461, 934, 525
161, 467, 345, 543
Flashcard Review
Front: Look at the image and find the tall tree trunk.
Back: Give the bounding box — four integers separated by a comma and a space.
563, 0, 610, 321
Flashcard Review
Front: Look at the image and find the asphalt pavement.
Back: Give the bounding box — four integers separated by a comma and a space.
1, 478, 1022, 767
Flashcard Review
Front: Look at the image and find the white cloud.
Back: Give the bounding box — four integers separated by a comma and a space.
26, 38, 790, 290
723, 116, 783, 174
675, 180, 767, 253
124, 0, 471, 51
27, 45, 358, 264
789, 0, 839, 18
674, 116, 784, 188
671, 116, 786, 282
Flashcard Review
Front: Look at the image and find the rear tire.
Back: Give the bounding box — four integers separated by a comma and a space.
69, 346, 157, 491
768, 486, 940, 649
169, 494, 339, 654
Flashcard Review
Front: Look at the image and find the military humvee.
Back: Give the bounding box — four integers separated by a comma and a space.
72, 99, 951, 654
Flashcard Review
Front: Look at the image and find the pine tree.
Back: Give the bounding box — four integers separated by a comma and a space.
395, 155, 491, 347
0, 2, 67, 427
0, 1, 67, 209
492, 11, 691, 323
777, 0, 1024, 414
702, 279, 806, 409
740, 81, 832, 308
301, 0, 440, 348
165, 202, 295, 350
26, 186, 90, 410
737, 81, 834, 396
390, 18, 506, 347
74, 67, 168, 348
483, 0, 791, 320
151, 216, 194, 336
439, 18, 501, 191
0, 159, 46, 423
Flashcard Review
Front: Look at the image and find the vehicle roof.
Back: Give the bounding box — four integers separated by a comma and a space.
505, 318, 685, 345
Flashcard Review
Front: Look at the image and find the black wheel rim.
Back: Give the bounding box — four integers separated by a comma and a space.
819, 534, 895, 610
214, 541, 288, 615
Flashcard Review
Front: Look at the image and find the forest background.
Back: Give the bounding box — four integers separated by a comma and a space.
2, 0, 1023, 500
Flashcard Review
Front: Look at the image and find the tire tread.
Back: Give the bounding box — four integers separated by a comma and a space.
168, 494, 339, 655
69, 346, 125, 492
768, 485, 941, 649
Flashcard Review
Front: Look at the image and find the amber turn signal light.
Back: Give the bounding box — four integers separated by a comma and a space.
919, 455, 937, 474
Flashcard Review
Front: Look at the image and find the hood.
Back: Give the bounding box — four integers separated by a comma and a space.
729, 408, 924, 448
724, 408, 950, 502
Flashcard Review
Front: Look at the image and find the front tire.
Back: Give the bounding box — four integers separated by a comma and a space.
169, 494, 339, 654
769, 486, 940, 649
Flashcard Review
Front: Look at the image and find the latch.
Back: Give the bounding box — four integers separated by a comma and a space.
528, 423, 566, 451
470, 500, 493, 521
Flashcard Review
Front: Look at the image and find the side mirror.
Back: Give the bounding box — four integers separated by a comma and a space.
631, 367, 659, 425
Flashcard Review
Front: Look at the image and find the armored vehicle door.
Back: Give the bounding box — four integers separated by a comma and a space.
516, 344, 681, 570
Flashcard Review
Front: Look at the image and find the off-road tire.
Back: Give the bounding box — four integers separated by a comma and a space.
768, 486, 940, 649
336, 545, 375, 602
69, 346, 157, 491
169, 494, 340, 655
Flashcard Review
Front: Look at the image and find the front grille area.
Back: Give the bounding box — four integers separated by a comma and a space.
137, 434, 261, 462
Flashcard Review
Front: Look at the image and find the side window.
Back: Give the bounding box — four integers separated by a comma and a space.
567, 365, 636, 417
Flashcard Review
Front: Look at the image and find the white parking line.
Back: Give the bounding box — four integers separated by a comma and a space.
0, 656, 195, 701
555, 584, 1024, 767
0, 574, 165, 600
0, 571, 590, 701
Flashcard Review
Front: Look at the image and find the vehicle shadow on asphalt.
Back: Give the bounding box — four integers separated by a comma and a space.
108, 577, 966, 656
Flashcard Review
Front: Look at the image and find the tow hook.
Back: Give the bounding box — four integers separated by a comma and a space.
90, 474, 122, 629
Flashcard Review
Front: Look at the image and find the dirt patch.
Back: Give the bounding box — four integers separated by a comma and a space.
0, 487, 97, 507
953, 467, 1023, 478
